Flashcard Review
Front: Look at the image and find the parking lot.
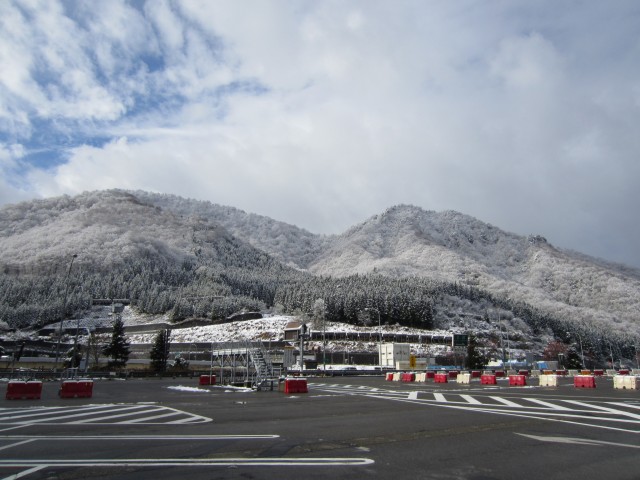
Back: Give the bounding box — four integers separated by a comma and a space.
2, 374, 640, 479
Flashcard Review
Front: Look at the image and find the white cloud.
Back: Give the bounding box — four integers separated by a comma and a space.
1, 0, 640, 267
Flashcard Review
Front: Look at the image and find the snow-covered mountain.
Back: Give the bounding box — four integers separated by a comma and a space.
305, 205, 640, 336
1, 190, 638, 343
129, 194, 639, 334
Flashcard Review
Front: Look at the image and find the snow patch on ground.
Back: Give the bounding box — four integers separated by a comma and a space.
166, 385, 210, 393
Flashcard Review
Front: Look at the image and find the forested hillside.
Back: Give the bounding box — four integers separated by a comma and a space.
1, 190, 638, 364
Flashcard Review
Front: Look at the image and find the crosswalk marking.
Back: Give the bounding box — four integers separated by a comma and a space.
489, 396, 522, 408
310, 382, 640, 433
562, 400, 640, 420
460, 394, 482, 405
525, 398, 572, 411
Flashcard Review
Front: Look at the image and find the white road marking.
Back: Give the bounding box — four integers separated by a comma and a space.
517, 433, 640, 449
0, 404, 212, 425
408, 392, 418, 400
0, 435, 279, 441
525, 398, 572, 410
562, 400, 640, 420
489, 396, 522, 407
69, 406, 167, 424
0, 405, 113, 422
0, 438, 36, 452
0, 458, 375, 467
460, 395, 482, 405
1, 465, 45, 480
2, 405, 150, 424
310, 383, 640, 433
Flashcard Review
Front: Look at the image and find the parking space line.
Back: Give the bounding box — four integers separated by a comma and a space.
0, 457, 375, 467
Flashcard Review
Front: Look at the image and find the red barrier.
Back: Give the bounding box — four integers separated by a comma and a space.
284, 378, 308, 394
494, 371, 505, 378
434, 373, 448, 383
471, 371, 481, 378
448, 371, 459, 379
199, 375, 216, 385
481, 374, 497, 385
574, 375, 596, 388
426, 371, 435, 379
517, 370, 530, 377
401, 373, 416, 382
593, 369, 604, 376
618, 370, 630, 376
556, 369, 567, 376
385, 372, 394, 381
509, 375, 527, 386
59, 380, 93, 398
6, 381, 42, 400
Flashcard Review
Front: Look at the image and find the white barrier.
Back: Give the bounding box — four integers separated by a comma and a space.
456, 373, 471, 384
613, 375, 638, 390
392, 372, 401, 382
539, 375, 559, 387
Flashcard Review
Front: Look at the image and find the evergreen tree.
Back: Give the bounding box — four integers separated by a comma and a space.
466, 335, 486, 370
102, 317, 130, 369
63, 346, 83, 369
565, 347, 583, 369
150, 329, 171, 373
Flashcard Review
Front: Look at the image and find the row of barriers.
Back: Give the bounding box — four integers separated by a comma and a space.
386, 371, 640, 390
6, 379, 94, 400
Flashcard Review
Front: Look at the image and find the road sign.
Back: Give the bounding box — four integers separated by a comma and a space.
452, 334, 469, 347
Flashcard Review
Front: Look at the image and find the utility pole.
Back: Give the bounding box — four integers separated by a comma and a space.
364, 308, 381, 366
298, 323, 308, 371
55, 254, 77, 369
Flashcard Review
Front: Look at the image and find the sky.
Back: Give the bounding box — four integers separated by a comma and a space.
1, 1, 640, 268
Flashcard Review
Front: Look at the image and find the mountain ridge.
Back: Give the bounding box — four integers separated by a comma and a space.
0, 190, 638, 343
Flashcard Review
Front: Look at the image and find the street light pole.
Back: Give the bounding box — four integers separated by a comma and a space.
577, 333, 585, 369
322, 311, 326, 374
55, 254, 77, 369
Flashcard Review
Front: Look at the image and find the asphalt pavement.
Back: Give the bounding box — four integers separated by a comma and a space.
1, 374, 639, 479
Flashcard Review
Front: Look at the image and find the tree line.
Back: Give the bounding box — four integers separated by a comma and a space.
1, 247, 635, 366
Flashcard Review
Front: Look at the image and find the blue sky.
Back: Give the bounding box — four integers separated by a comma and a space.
1, 0, 640, 268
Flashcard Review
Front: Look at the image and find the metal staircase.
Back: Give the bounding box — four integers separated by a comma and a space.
208, 341, 278, 390
247, 342, 277, 390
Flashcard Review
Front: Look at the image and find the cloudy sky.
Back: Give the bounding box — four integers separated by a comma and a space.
1, 1, 639, 268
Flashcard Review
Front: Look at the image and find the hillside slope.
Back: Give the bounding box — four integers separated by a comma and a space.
1, 191, 638, 343
306, 205, 640, 335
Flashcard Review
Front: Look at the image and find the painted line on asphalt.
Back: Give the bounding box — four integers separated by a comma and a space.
1, 465, 45, 480
0, 404, 212, 425
0, 457, 375, 467
0, 434, 280, 441
517, 433, 640, 449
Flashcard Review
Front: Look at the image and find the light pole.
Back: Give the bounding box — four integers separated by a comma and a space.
608, 341, 615, 370
364, 308, 381, 366
322, 309, 326, 375
55, 254, 77, 368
